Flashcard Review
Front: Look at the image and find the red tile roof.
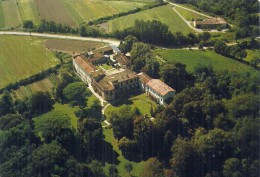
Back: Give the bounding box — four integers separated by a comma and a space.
137, 72, 152, 84
74, 55, 96, 74
116, 54, 130, 65
146, 79, 175, 96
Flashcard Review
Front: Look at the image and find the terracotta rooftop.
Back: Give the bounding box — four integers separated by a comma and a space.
195, 17, 227, 25
116, 54, 130, 66
97, 69, 138, 91
74, 55, 96, 74
146, 79, 175, 96
91, 69, 105, 78
137, 72, 152, 84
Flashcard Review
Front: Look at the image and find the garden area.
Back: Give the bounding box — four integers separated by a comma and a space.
104, 93, 157, 121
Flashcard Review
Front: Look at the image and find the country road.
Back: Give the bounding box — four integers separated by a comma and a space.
0, 31, 120, 46
167, 1, 212, 18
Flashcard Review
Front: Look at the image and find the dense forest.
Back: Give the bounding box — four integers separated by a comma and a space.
1, 0, 259, 176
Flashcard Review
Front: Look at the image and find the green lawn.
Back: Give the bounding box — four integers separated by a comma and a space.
33, 103, 79, 131
86, 89, 100, 107
100, 63, 114, 70
156, 49, 256, 73
105, 93, 157, 121
0, 1, 4, 28
175, 6, 208, 21
17, 0, 41, 25
2, 0, 22, 28
108, 5, 194, 34
64, 0, 149, 24
0, 36, 59, 89
244, 49, 260, 63
103, 128, 147, 177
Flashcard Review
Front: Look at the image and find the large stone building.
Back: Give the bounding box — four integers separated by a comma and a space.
73, 46, 175, 105
138, 73, 175, 105
194, 17, 227, 29
93, 69, 139, 101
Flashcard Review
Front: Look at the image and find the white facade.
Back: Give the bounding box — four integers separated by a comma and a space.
145, 85, 175, 105
73, 60, 92, 85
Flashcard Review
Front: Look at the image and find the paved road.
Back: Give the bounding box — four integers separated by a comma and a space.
0, 31, 121, 46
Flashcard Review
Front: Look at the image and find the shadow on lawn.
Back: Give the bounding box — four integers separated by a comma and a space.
95, 140, 120, 165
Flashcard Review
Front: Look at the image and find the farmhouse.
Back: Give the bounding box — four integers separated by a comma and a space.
73, 45, 175, 105
194, 17, 227, 29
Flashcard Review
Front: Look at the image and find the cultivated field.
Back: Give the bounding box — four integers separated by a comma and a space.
2, 0, 22, 28
0, 1, 4, 28
35, 0, 76, 26
156, 49, 256, 73
175, 6, 208, 21
45, 38, 106, 53
12, 74, 59, 100
64, 0, 150, 24
0, 35, 59, 89
17, 0, 41, 25
108, 5, 194, 34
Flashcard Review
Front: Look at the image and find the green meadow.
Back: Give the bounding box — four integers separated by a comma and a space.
108, 5, 194, 34
156, 49, 256, 73
0, 36, 59, 89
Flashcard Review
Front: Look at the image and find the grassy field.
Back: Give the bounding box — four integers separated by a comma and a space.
0, 1, 4, 28
45, 38, 106, 53
0, 35, 59, 89
34, 103, 79, 130
175, 6, 208, 21
64, 0, 151, 24
156, 49, 256, 73
35, 0, 76, 26
2, 0, 22, 28
105, 93, 157, 121
245, 49, 260, 63
17, 0, 41, 25
33, 88, 98, 129
108, 5, 194, 34
103, 128, 147, 177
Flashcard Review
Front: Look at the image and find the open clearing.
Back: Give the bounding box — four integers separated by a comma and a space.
2, 0, 22, 28
156, 49, 256, 73
17, 0, 41, 25
64, 0, 150, 24
175, 6, 208, 21
244, 49, 260, 63
108, 5, 194, 34
103, 128, 147, 177
45, 38, 106, 53
0, 35, 59, 89
35, 0, 76, 26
